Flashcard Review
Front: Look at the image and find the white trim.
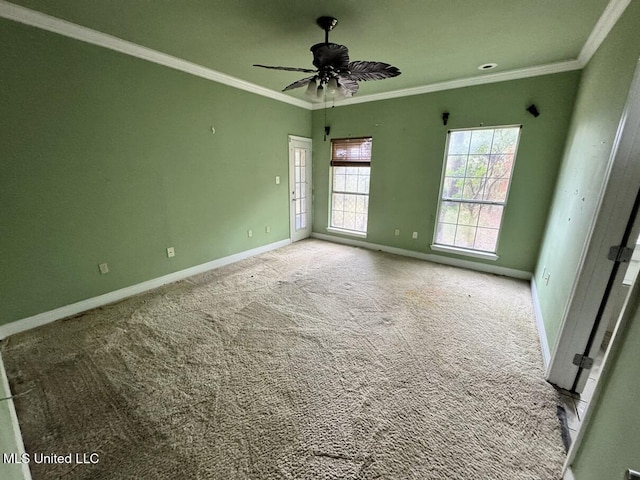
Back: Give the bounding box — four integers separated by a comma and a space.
312, 60, 583, 109
0, 354, 32, 480
430, 244, 499, 261
0, 239, 291, 340
563, 466, 576, 480
312, 232, 532, 280
326, 227, 367, 239
0, 0, 629, 110
0, 0, 311, 110
530, 278, 551, 369
578, 0, 632, 65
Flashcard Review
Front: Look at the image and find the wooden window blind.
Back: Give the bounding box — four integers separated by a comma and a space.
330, 137, 372, 167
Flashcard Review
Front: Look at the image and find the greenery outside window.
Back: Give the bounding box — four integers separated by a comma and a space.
329, 137, 372, 235
433, 126, 521, 256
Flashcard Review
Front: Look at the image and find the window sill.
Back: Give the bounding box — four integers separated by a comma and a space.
430, 244, 499, 261
327, 227, 368, 239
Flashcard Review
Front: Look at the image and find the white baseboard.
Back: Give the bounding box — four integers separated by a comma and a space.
0, 353, 32, 480
312, 233, 532, 280
530, 278, 552, 369
563, 466, 576, 480
0, 239, 291, 340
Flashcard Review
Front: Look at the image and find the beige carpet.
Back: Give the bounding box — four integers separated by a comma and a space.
1, 239, 565, 479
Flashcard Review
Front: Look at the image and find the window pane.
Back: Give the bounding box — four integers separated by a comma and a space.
488, 154, 514, 179
458, 203, 480, 226
332, 210, 344, 227
344, 194, 356, 213
332, 193, 344, 210
357, 174, 370, 194
334, 173, 346, 192
356, 195, 368, 214
436, 222, 456, 245
478, 205, 503, 228
439, 201, 460, 223
345, 174, 358, 192
462, 178, 485, 200
484, 179, 509, 202
448, 131, 471, 154
474, 227, 499, 252
455, 225, 476, 248
445, 155, 468, 176
355, 214, 367, 232
469, 129, 493, 154
491, 128, 520, 154
466, 155, 489, 178
343, 211, 356, 230
443, 177, 463, 199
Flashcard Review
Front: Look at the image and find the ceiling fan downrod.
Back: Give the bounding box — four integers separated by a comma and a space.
316, 16, 338, 44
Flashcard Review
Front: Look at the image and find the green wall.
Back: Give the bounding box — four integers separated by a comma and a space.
311, 73, 580, 273
0, 19, 310, 325
534, 1, 640, 352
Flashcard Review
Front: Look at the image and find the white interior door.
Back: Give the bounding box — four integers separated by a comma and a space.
289, 136, 312, 242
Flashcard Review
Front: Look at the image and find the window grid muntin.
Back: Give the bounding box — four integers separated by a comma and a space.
330, 164, 370, 234
434, 125, 520, 253
294, 147, 307, 231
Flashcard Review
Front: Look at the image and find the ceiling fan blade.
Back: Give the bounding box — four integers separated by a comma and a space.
253, 64, 317, 73
346, 61, 401, 81
336, 76, 359, 97
283, 75, 318, 91
310, 43, 350, 70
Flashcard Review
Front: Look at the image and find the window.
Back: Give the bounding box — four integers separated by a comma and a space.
433, 126, 521, 255
329, 137, 372, 235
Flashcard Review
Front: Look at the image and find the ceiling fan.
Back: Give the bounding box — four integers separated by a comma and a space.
254, 16, 401, 100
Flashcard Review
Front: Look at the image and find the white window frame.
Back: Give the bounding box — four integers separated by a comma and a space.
431, 125, 522, 260
327, 137, 372, 237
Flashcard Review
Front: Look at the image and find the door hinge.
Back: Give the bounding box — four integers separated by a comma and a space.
608, 245, 634, 263
572, 353, 594, 370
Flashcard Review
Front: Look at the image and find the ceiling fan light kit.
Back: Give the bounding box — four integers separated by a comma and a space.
254, 16, 401, 101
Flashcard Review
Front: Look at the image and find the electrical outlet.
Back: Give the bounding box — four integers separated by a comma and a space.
275, 176, 280, 185
265, 226, 271, 233
98, 263, 109, 274
412, 232, 418, 239
394, 229, 400, 236
248, 229, 253, 238
167, 247, 175, 258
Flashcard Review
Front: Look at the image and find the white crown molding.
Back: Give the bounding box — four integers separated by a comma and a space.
578, 0, 632, 65
0, 0, 313, 110
311, 59, 584, 109
0, 239, 291, 340
0, 0, 630, 110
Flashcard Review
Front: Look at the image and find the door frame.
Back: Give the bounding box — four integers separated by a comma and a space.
288, 135, 312, 242
548, 58, 640, 390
